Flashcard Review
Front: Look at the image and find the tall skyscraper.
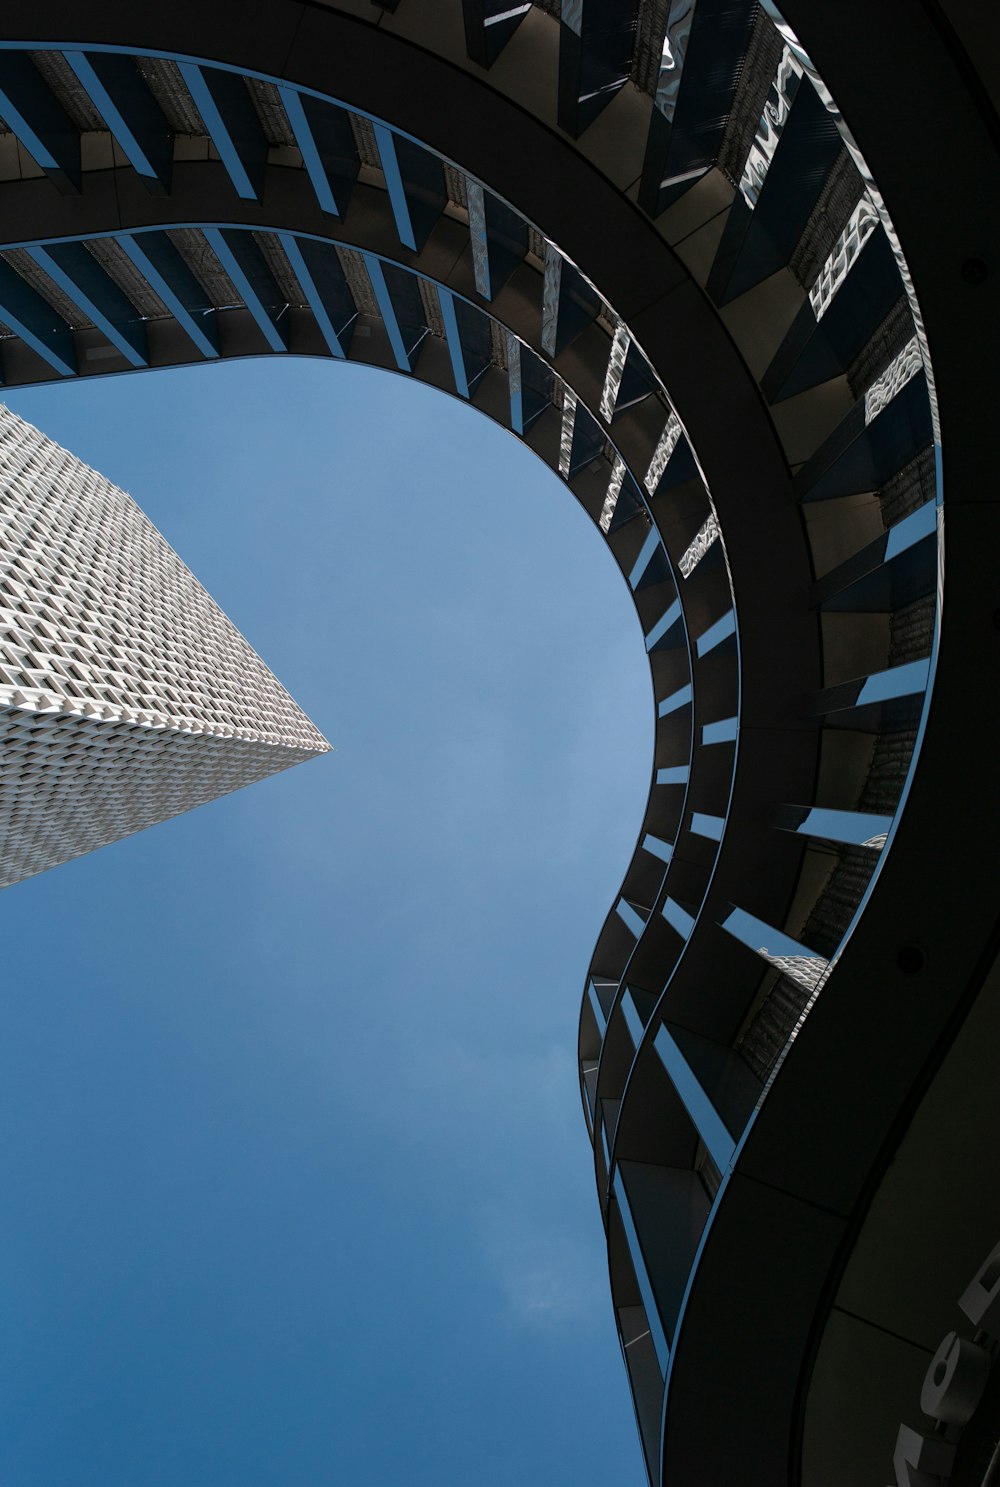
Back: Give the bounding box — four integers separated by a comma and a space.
0, 404, 328, 887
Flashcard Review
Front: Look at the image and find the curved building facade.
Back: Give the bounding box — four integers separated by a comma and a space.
0, 3, 997, 1484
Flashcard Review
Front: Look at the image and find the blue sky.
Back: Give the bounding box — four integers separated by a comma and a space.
0, 356, 651, 1485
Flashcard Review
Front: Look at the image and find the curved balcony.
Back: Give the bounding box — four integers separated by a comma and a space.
0, 4, 994, 1485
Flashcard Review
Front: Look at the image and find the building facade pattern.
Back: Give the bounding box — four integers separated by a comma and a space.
0, 406, 327, 887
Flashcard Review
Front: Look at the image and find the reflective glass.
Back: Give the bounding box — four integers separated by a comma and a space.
617, 899, 647, 938
720, 906, 828, 991
620, 988, 645, 1048
695, 609, 735, 657
661, 897, 694, 939
658, 683, 693, 718
642, 833, 673, 864
656, 765, 689, 786
653, 1025, 735, 1171
614, 1174, 670, 1376
690, 812, 724, 841
702, 716, 737, 745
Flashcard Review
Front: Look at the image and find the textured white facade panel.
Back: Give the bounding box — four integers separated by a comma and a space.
0, 405, 328, 887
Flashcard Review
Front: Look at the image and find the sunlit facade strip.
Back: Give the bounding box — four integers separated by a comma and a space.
864, 335, 923, 424
558, 388, 577, 477
738, 46, 804, 209
600, 323, 630, 421
653, 0, 696, 120
809, 195, 880, 320
760, 0, 941, 441
599, 456, 626, 534
541, 241, 562, 358
678, 513, 720, 578
644, 413, 683, 494
466, 179, 491, 299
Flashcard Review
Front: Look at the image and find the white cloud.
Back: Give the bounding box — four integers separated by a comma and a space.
475, 1201, 607, 1330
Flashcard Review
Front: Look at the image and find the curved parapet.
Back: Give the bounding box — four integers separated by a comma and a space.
0, 4, 996, 1485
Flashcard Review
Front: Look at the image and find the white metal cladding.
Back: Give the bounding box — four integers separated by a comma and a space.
0, 405, 327, 887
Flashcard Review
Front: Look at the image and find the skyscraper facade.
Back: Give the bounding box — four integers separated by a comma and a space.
0, 404, 327, 887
